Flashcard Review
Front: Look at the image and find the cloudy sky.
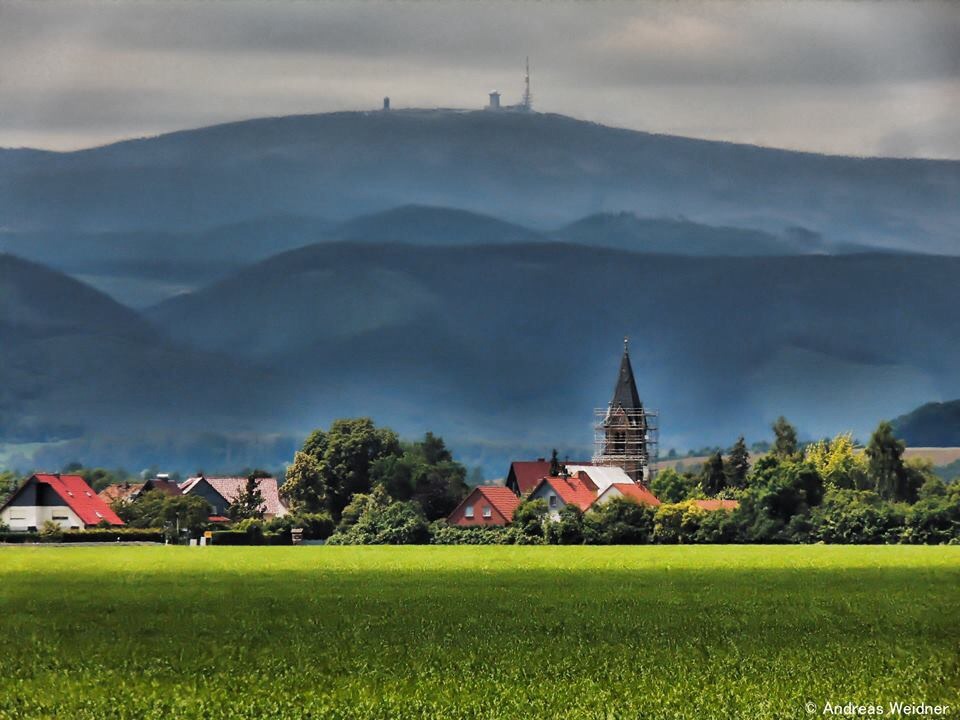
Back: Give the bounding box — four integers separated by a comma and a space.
1, 0, 958, 158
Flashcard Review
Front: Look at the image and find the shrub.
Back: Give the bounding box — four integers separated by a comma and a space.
810, 489, 904, 544
652, 502, 705, 544
38, 520, 64, 543
429, 522, 510, 545
327, 500, 430, 545
584, 498, 656, 544
544, 505, 585, 545
266, 512, 335, 540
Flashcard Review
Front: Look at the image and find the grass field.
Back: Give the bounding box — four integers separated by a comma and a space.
0, 546, 957, 720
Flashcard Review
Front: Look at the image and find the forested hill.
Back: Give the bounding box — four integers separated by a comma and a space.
893, 401, 960, 447
2, 110, 958, 253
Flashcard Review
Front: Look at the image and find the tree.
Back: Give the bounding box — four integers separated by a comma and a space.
583, 497, 655, 544
701, 451, 727, 496
544, 504, 584, 545
804, 432, 869, 490
281, 451, 326, 513
228, 475, 266, 521
650, 467, 698, 503
866, 421, 916, 502
772, 416, 799, 459
116, 490, 211, 537
372, 432, 469, 520
283, 418, 402, 520
511, 498, 548, 540
726, 436, 750, 488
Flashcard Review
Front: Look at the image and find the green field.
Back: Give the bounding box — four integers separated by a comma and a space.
0, 546, 957, 720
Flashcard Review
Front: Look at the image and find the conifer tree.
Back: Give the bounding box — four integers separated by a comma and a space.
726, 436, 750, 488
229, 475, 266, 520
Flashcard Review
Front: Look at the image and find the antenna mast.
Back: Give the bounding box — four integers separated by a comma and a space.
522, 56, 533, 112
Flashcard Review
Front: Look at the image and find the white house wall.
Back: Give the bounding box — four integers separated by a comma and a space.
1, 504, 83, 531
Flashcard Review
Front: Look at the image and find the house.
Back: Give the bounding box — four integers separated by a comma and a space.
528, 472, 600, 520
0, 473, 124, 531
447, 486, 522, 527
179, 476, 288, 519
504, 457, 595, 496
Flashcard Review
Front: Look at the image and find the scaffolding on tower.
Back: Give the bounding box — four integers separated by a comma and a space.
592, 406, 659, 483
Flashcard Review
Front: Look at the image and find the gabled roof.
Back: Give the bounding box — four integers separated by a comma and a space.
693, 499, 740, 511
611, 340, 642, 410
183, 476, 287, 516
566, 465, 633, 494
507, 460, 594, 496
599, 482, 661, 507
141, 478, 183, 497
5, 474, 125, 526
533, 475, 598, 511
473, 486, 522, 521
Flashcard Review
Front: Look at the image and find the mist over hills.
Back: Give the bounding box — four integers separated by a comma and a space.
139, 242, 960, 471
2, 109, 959, 473
0, 254, 274, 453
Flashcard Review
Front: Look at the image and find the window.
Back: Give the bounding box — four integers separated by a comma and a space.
482, 506, 492, 518
464, 505, 474, 518
549, 494, 558, 508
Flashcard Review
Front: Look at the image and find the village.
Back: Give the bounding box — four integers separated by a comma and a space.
0, 340, 742, 543
2, 338, 951, 547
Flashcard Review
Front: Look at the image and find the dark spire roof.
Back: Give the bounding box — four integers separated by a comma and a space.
611, 337, 642, 410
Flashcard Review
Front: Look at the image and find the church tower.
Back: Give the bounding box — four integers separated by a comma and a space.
594, 338, 655, 483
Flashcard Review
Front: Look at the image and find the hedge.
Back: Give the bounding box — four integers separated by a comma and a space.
210, 530, 290, 546
60, 529, 165, 543
0, 532, 40, 544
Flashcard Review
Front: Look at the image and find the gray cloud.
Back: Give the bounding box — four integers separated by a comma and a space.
0, 0, 957, 157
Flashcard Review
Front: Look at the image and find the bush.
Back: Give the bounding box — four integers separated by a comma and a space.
544, 505, 585, 545
584, 498, 656, 544
652, 502, 705, 544
38, 520, 64, 543
266, 512, 335, 540
327, 500, 430, 545
810, 489, 905, 544
429, 522, 511, 545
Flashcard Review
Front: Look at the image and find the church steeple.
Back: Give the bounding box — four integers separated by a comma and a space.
611, 336, 642, 411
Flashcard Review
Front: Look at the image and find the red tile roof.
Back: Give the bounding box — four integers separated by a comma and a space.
474, 486, 522, 521
508, 460, 594, 496
607, 483, 661, 507
535, 475, 598, 511
33, 474, 124, 526
694, 499, 740, 511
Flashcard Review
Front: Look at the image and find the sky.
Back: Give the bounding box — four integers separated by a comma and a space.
0, 0, 958, 158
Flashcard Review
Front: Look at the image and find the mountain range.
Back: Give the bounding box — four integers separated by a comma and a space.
1, 109, 959, 474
